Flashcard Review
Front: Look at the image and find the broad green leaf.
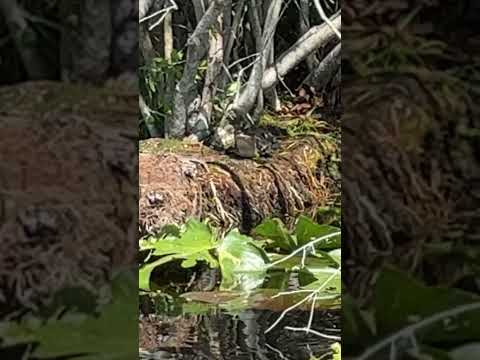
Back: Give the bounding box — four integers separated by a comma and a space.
331, 342, 341, 360
262, 270, 291, 290
374, 268, 480, 344
139, 255, 175, 291
254, 218, 296, 251
328, 249, 341, 265
151, 220, 215, 256
181, 251, 217, 269
157, 224, 181, 238
314, 249, 341, 267
295, 216, 340, 248
139, 220, 218, 290
0, 270, 138, 360
342, 294, 377, 347
302, 267, 341, 294
218, 229, 269, 291
268, 253, 332, 271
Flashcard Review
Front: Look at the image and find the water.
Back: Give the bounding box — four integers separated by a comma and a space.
139, 295, 340, 360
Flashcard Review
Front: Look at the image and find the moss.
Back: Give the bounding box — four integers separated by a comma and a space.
259, 112, 331, 137
139, 138, 217, 155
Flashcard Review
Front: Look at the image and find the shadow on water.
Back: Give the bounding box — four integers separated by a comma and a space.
139, 295, 340, 360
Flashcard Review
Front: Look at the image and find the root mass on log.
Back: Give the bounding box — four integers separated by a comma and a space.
139, 136, 339, 235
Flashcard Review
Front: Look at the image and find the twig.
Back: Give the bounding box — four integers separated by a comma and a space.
209, 180, 228, 223
357, 302, 480, 360
267, 232, 340, 268
265, 267, 340, 333
284, 326, 341, 340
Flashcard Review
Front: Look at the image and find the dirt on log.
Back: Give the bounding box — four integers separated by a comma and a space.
139, 135, 340, 235
0, 81, 137, 313
343, 73, 478, 300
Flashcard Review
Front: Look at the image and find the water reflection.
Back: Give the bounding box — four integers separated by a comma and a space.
140, 295, 340, 360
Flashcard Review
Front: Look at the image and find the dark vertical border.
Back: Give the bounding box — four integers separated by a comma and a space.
0, 1, 139, 358
342, 1, 480, 358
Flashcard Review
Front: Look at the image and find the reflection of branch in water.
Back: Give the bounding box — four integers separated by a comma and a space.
238, 309, 270, 360
264, 232, 341, 342
357, 302, 480, 360
265, 273, 340, 338
265, 342, 290, 360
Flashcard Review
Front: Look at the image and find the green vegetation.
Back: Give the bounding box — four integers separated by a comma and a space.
140, 216, 341, 297
344, 269, 480, 359
0, 271, 137, 360
139, 50, 185, 138
139, 214, 341, 359
343, 2, 480, 359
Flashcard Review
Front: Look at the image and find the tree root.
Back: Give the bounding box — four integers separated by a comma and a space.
139, 136, 339, 235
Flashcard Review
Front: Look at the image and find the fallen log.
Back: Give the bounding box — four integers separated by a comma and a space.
139, 135, 340, 235
0, 81, 137, 312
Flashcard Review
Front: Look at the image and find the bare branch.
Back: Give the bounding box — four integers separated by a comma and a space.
304, 42, 341, 89
262, 12, 340, 90
0, 0, 53, 79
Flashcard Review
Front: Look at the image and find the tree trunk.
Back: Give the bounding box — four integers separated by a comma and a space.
60, 0, 112, 83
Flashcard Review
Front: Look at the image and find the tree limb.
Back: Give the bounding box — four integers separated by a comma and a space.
232, 0, 283, 118
262, 12, 340, 90
169, 0, 224, 138
304, 42, 341, 90
0, 0, 53, 79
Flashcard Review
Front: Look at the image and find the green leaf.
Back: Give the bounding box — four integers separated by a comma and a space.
226, 81, 240, 96
313, 249, 341, 267
342, 294, 377, 347
139, 220, 218, 290
268, 253, 332, 271
374, 268, 480, 344
254, 218, 296, 251
302, 267, 341, 295
157, 224, 181, 238
0, 270, 138, 360
328, 248, 341, 265
218, 229, 269, 291
139, 255, 175, 291
295, 216, 340, 248
151, 220, 215, 256
331, 342, 341, 360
